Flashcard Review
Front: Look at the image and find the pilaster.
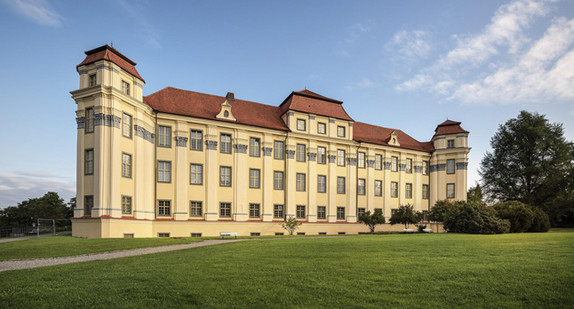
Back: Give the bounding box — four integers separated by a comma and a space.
205, 125, 219, 221
174, 122, 189, 220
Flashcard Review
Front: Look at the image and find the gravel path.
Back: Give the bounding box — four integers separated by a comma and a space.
0, 239, 248, 273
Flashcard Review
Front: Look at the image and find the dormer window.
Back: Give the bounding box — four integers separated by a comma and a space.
224, 111, 229, 118
121, 80, 130, 95
337, 125, 345, 137
297, 119, 306, 131
89, 74, 97, 87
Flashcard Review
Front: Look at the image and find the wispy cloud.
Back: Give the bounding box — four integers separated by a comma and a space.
117, 0, 160, 48
337, 21, 375, 57
0, 172, 75, 208
387, 30, 433, 62
345, 77, 375, 90
2, 0, 63, 27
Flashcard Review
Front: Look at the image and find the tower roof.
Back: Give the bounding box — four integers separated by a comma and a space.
279, 89, 353, 121
433, 119, 468, 137
77, 45, 145, 82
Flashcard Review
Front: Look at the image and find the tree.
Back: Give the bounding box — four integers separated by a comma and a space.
428, 200, 463, 223
0, 192, 71, 227
359, 209, 386, 232
467, 184, 484, 205
281, 216, 302, 235
481, 111, 574, 226
443, 203, 510, 234
390, 204, 421, 229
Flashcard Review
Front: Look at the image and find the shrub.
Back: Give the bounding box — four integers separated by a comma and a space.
390, 204, 421, 229
359, 209, 386, 233
428, 200, 464, 223
444, 202, 510, 234
493, 201, 534, 233
528, 207, 551, 232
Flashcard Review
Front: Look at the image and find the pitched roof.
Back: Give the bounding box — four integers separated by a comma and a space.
353, 122, 434, 152
77, 45, 145, 82
279, 89, 353, 121
143, 87, 289, 131
434, 119, 469, 137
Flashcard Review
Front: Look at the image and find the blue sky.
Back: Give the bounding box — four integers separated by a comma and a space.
0, 0, 573, 208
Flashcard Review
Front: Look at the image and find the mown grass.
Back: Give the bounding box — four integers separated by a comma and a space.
0, 232, 573, 308
0, 236, 203, 260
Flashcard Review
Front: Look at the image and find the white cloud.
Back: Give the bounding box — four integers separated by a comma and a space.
2, 0, 63, 27
0, 172, 75, 208
346, 78, 375, 91
390, 30, 433, 60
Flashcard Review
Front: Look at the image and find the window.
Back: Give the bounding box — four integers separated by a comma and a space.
406, 158, 413, 173
447, 183, 455, 199
249, 203, 260, 218
375, 180, 382, 196
375, 154, 382, 170
317, 146, 326, 164
249, 137, 260, 157
157, 161, 171, 183
358, 152, 365, 168
191, 233, 202, 237
391, 156, 398, 172
190, 201, 202, 217
317, 175, 326, 193
296, 144, 306, 162
317, 206, 326, 220
84, 195, 93, 216
423, 161, 430, 175
297, 119, 306, 131
121, 196, 132, 215
224, 110, 229, 118
157, 200, 171, 216
274, 171, 284, 190
274, 204, 284, 219
357, 178, 366, 195
85, 149, 94, 175
274, 140, 284, 159
88, 74, 97, 87
406, 183, 413, 199
422, 184, 430, 199
447, 159, 455, 174
190, 163, 203, 185
317, 122, 326, 134
158, 126, 172, 147
391, 182, 398, 198
220, 202, 231, 218
337, 207, 345, 220
337, 125, 345, 137
296, 205, 306, 219
337, 177, 346, 194
337, 149, 346, 166
158, 233, 170, 238
447, 139, 455, 148
249, 169, 260, 188
85, 107, 94, 133
122, 153, 132, 178
190, 130, 203, 151
357, 208, 366, 219
220, 134, 231, 153
250, 232, 260, 236
121, 80, 130, 95
220, 166, 231, 187
296, 173, 306, 191
122, 113, 132, 138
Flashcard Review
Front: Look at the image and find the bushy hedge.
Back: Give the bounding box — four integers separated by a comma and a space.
443, 202, 510, 234
493, 201, 550, 233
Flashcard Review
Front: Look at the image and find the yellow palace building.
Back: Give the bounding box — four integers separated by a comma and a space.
71, 45, 470, 238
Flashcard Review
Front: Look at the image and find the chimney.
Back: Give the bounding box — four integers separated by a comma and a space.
226, 92, 235, 101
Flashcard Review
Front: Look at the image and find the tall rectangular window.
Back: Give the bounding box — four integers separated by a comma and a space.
85, 107, 94, 133
122, 113, 132, 138
375, 180, 382, 196
220, 133, 231, 154
447, 183, 455, 199
190, 163, 203, 185
337, 207, 345, 220
337, 125, 345, 137
296, 144, 306, 162
406, 183, 413, 199
296, 173, 306, 191
317, 146, 326, 164
190, 130, 203, 151
190, 201, 202, 217
391, 156, 398, 172
317, 175, 326, 193
422, 184, 430, 199
357, 178, 366, 195
88, 74, 97, 87
297, 119, 306, 131
84, 195, 93, 216
157, 161, 171, 183
423, 161, 430, 175
317, 206, 326, 220
337, 149, 346, 166
447, 159, 455, 174
375, 154, 382, 170
274, 171, 284, 190
357, 208, 366, 219
337, 177, 346, 194
249, 203, 261, 218
121, 80, 130, 95
249, 137, 260, 157
274, 141, 284, 159
317, 122, 326, 134
296, 205, 306, 219
249, 169, 260, 188
121, 195, 132, 215
157, 200, 171, 216
220, 166, 231, 187
220, 202, 231, 218
274, 204, 284, 219
85, 149, 94, 175
406, 158, 413, 173
391, 182, 398, 198
122, 153, 132, 178
358, 152, 366, 168
158, 126, 172, 147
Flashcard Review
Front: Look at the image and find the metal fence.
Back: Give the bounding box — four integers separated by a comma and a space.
0, 219, 72, 238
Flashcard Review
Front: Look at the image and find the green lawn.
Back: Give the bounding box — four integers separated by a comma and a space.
1, 232, 573, 308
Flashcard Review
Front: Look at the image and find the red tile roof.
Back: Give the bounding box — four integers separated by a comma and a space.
279, 89, 353, 121
77, 45, 145, 82
353, 122, 434, 152
144, 87, 289, 131
434, 120, 469, 137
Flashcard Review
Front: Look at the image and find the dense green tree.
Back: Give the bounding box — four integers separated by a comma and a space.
359, 209, 386, 232
390, 204, 421, 229
493, 201, 536, 233
480, 111, 574, 226
467, 184, 484, 205
0, 192, 71, 227
428, 200, 464, 223
281, 216, 302, 235
443, 203, 509, 234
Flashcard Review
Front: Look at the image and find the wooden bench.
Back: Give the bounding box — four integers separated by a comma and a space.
220, 232, 238, 239
403, 228, 414, 233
